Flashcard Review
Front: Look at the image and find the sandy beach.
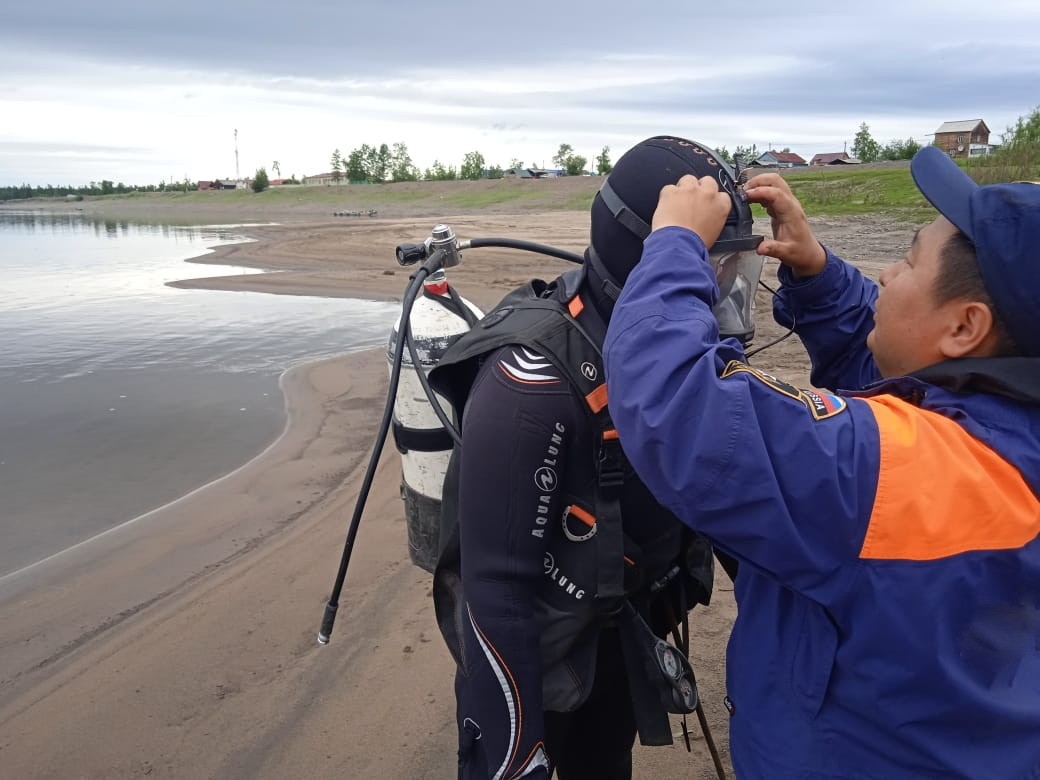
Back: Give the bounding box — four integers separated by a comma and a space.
0, 192, 914, 778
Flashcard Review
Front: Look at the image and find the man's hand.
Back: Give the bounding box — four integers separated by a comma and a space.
744, 173, 827, 277
651, 174, 731, 249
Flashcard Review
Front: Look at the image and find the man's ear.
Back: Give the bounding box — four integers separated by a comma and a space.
938, 301, 1000, 359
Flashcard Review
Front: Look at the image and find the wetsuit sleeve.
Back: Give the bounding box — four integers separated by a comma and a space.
603, 227, 880, 604
455, 346, 575, 779
772, 249, 881, 390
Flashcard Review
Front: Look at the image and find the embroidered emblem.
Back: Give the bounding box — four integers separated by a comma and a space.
721, 360, 847, 421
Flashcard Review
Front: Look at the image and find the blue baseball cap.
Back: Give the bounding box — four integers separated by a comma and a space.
910, 145, 1040, 356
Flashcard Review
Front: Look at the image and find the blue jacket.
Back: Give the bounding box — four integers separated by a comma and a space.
603, 227, 1040, 779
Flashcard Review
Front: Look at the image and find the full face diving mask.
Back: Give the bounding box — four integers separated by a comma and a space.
593, 144, 765, 346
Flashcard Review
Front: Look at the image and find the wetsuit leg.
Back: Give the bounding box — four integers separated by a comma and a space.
543, 630, 636, 780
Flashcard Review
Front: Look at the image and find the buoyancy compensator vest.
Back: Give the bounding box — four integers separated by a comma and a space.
427, 268, 715, 746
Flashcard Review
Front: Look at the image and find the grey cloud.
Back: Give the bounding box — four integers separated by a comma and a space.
0, 141, 154, 156
2, 2, 1036, 117
0, 0, 906, 80
569, 42, 1039, 124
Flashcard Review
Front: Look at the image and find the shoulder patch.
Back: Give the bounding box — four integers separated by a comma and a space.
497, 347, 561, 385
721, 360, 847, 421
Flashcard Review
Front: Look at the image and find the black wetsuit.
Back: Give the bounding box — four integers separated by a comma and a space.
450, 274, 711, 779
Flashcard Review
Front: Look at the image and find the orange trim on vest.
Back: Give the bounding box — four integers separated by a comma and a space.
567, 504, 596, 528
585, 383, 608, 413
603, 429, 619, 441
859, 395, 1040, 561
567, 295, 585, 318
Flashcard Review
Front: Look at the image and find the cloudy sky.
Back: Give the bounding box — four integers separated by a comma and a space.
2, 1, 1038, 186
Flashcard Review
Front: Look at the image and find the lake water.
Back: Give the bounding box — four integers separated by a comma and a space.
0, 211, 399, 577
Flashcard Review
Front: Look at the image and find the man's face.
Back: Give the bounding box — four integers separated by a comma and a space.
866, 216, 960, 377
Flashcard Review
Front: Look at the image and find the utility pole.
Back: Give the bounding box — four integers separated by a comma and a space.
235, 129, 240, 181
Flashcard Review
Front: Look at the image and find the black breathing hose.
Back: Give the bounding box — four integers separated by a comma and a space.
404, 318, 463, 448
317, 249, 444, 645
466, 237, 584, 264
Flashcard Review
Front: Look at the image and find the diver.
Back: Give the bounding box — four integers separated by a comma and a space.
428, 137, 764, 779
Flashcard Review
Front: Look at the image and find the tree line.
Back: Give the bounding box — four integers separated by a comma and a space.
8, 109, 1036, 199
322, 142, 615, 184
0, 179, 200, 202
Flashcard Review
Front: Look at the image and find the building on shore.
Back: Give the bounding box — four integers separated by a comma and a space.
753, 150, 808, 168
933, 119, 998, 158
810, 152, 851, 166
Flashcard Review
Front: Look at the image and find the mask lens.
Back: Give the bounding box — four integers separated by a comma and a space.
710, 251, 765, 346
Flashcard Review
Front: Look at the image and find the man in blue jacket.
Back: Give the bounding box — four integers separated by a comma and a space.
602, 147, 1040, 778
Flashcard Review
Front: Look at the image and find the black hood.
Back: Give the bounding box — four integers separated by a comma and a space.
589, 136, 756, 287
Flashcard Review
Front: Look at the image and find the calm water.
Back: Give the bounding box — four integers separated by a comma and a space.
0, 211, 398, 577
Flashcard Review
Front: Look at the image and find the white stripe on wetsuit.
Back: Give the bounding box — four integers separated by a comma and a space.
467, 604, 518, 780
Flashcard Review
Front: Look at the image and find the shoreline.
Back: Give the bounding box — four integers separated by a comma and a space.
0, 202, 916, 778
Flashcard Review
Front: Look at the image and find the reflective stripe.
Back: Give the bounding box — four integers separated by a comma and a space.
468, 606, 520, 780
860, 395, 1040, 561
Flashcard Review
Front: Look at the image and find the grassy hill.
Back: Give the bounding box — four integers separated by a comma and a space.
13, 156, 1031, 223
140, 165, 938, 220
771, 163, 930, 219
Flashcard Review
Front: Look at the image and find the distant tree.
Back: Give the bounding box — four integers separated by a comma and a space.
361, 144, 379, 181
552, 143, 575, 169
330, 150, 343, 182
596, 146, 612, 174
486, 165, 504, 179
969, 106, 1040, 184
879, 137, 923, 161
252, 167, 269, 192
346, 149, 367, 181
424, 161, 458, 181
460, 151, 486, 180
565, 155, 587, 176
372, 143, 392, 183
509, 158, 524, 170
851, 123, 881, 163
272, 161, 281, 177
733, 144, 759, 166
1000, 105, 1040, 149
715, 146, 733, 165
391, 142, 419, 182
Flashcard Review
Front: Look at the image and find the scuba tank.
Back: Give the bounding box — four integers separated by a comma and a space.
387, 268, 481, 572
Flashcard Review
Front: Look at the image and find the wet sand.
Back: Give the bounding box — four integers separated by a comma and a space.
0, 196, 914, 778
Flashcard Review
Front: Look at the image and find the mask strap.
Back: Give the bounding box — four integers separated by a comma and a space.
586, 246, 623, 302
598, 179, 651, 241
